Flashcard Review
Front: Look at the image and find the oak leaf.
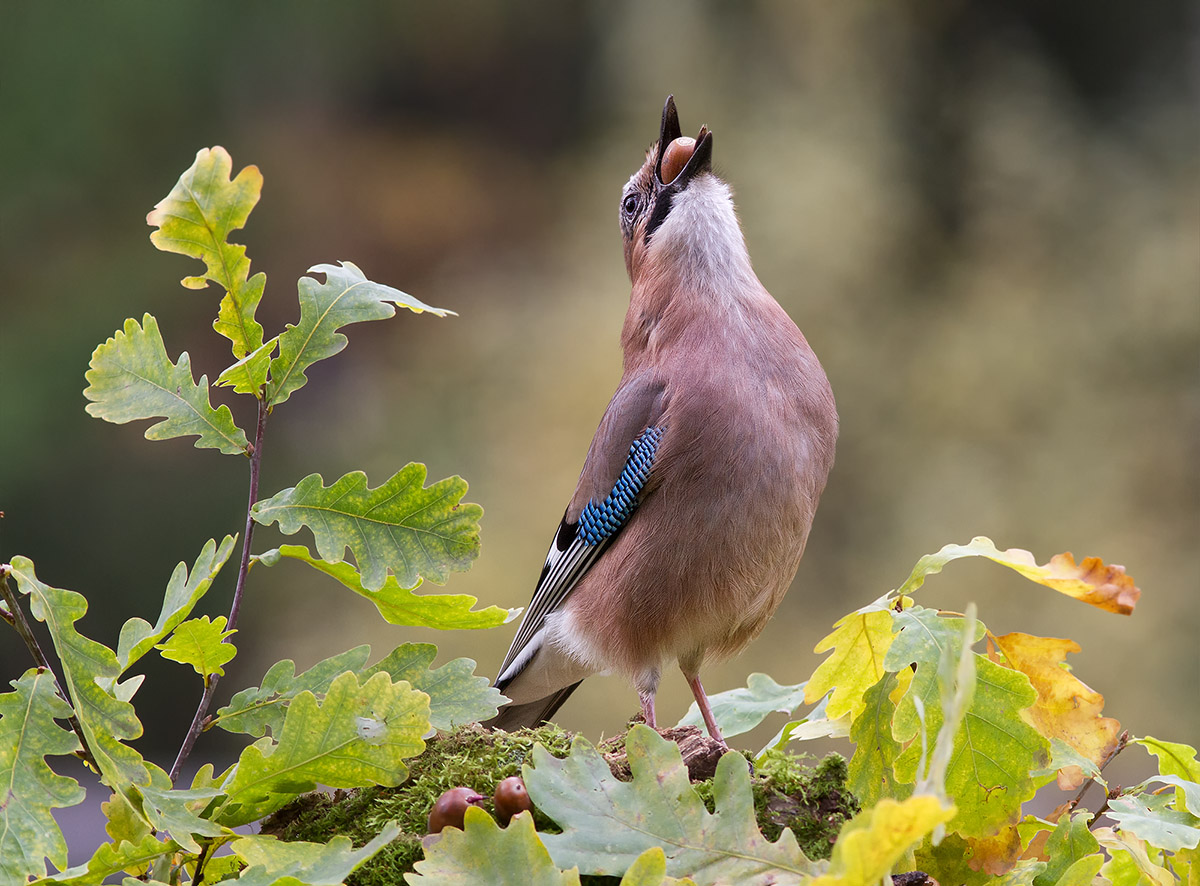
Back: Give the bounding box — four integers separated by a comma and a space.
251, 467, 482, 592
84, 315, 250, 455
991, 632, 1121, 790
899, 536, 1139, 615
803, 604, 896, 721
146, 146, 269, 392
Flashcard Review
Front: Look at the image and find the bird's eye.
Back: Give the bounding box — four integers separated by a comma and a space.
622, 194, 639, 216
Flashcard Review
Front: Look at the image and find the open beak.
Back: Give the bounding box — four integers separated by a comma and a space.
654, 95, 713, 188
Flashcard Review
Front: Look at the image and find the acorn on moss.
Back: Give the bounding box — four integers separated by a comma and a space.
427, 787, 486, 834
493, 776, 532, 825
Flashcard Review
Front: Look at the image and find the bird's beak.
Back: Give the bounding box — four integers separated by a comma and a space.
659, 95, 683, 148
655, 95, 713, 189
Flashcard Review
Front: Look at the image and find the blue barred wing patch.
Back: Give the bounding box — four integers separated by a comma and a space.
577, 426, 664, 545
496, 424, 664, 686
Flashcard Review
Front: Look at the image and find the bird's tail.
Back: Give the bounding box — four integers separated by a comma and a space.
484, 681, 583, 733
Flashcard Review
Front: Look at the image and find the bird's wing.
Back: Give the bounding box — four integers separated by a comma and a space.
496, 373, 668, 688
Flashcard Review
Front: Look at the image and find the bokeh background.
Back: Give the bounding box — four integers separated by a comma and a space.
3, 0, 1197, 855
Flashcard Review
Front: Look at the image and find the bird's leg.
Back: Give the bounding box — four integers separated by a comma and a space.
684, 672, 726, 746
635, 667, 661, 729
638, 689, 657, 728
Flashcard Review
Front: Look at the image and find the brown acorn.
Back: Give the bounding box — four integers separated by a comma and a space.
427, 786, 486, 834
660, 136, 696, 184
493, 776, 532, 825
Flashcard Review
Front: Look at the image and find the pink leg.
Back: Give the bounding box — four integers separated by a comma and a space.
638, 689, 657, 729
685, 673, 726, 746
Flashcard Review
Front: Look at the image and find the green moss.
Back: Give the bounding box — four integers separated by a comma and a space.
689, 749, 857, 860
256, 725, 858, 884
750, 750, 858, 859
258, 724, 575, 885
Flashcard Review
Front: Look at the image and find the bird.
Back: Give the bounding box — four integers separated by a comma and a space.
488, 96, 837, 745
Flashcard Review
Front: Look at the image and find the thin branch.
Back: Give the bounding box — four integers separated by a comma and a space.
0, 565, 101, 772
192, 838, 214, 886
170, 396, 268, 783
1071, 729, 1130, 818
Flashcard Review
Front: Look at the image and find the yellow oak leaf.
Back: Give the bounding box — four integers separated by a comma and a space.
804, 608, 896, 721
991, 632, 1121, 789
812, 796, 956, 886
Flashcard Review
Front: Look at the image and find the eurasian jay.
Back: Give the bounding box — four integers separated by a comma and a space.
489, 97, 837, 744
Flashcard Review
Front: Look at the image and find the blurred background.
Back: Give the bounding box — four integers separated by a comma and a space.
2, 0, 1197, 855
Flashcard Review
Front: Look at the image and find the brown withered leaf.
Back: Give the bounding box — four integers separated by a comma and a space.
999, 549, 1140, 615
966, 824, 1023, 875
991, 632, 1122, 789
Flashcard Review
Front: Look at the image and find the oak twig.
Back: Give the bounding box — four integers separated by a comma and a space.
1072, 730, 1130, 821
170, 396, 268, 783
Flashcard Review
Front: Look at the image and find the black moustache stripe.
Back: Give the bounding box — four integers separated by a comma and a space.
644, 189, 674, 243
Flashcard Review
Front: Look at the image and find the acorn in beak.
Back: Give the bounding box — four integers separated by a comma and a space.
654, 95, 713, 188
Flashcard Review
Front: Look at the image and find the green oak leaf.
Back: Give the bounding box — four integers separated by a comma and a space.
139, 784, 227, 854
896, 654, 1049, 838
1036, 738, 1104, 782
1135, 738, 1200, 814
526, 725, 819, 885
810, 795, 955, 886
1142, 774, 1200, 815
1107, 790, 1200, 852
886, 605, 1048, 837
31, 834, 177, 885
251, 466, 483, 591
363, 643, 507, 730
214, 643, 503, 738
847, 672, 905, 807
155, 615, 236, 680
214, 646, 374, 738
231, 824, 401, 886
214, 335, 277, 395
0, 669, 85, 884
84, 314, 250, 455
1136, 736, 1200, 782
886, 605, 985, 748
147, 146, 267, 389
216, 671, 429, 827
8, 558, 150, 790
191, 761, 235, 794
266, 260, 453, 406
408, 809, 579, 885
1032, 813, 1100, 886
675, 673, 807, 740
115, 536, 236, 674
916, 604, 980, 816
101, 790, 152, 847
255, 544, 512, 628
1053, 855, 1105, 886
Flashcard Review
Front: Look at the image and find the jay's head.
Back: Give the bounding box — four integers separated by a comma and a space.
621, 96, 737, 282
